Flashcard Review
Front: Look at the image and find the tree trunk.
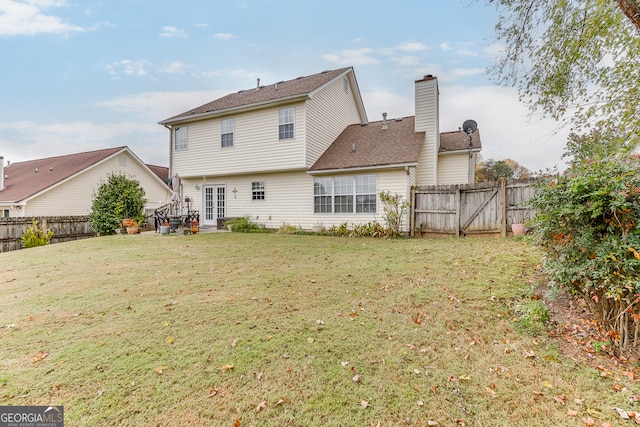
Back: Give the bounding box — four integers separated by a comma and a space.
616, 0, 640, 31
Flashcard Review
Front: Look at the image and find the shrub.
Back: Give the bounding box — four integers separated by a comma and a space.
528, 156, 640, 351
21, 219, 54, 248
226, 216, 263, 232
89, 173, 146, 236
379, 191, 410, 238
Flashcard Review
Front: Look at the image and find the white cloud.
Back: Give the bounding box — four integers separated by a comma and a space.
390, 55, 420, 66
324, 48, 379, 66
439, 85, 569, 171
106, 59, 150, 77
213, 33, 234, 40
159, 61, 191, 75
95, 90, 229, 122
0, 0, 84, 36
160, 25, 188, 38
439, 42, 452, 51
396, 42, 427, 52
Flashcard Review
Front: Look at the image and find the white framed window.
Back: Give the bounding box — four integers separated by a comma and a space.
278, 107, 295, 140
252, 181, 265, 200
2, 209, 8, 218
174, 126, 187, 151
221, 118, 234, 148
313, 175, 377, 214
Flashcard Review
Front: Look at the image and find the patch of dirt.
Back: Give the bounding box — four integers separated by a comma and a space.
540, 284, 640, 374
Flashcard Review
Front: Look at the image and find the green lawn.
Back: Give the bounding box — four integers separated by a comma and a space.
0, 233, 637, 426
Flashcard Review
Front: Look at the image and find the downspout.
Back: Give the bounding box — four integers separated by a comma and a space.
163, 124, 173, 180
0, 156, 4, 191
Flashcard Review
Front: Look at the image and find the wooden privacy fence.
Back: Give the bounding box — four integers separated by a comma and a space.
410, 178, 538, 237
0, 216, 95, 253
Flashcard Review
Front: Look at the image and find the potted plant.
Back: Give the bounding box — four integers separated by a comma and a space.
126, 218, 143, 235
160, 221, 171, 235
190, 220, 199, 234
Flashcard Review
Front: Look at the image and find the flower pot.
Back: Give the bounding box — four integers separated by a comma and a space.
511, 223, 527, 236
160, 225, 170, 235
122, 218, 134, 228
227, 224, 233, 232
191, 225, 199, 234
126, 225, 139, 235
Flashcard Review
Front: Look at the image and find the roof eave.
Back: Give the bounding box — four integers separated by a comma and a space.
159, 94, 311, 126
307, 162, 419, 175
439, 148, 482, 155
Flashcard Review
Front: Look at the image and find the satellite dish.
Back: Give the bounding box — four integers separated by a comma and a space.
462, 119, 477, 135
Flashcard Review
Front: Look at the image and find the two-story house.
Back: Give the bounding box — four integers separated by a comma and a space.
158, 67, 481, 231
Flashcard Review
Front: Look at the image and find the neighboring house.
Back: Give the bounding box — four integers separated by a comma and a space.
0, 147, 173, 218
159, 67, 481, 231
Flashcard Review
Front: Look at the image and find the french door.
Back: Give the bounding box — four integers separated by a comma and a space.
203, 185, 226, 226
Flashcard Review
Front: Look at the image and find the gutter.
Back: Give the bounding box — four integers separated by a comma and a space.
159, 94, 310, 126
307, 162, 419, 176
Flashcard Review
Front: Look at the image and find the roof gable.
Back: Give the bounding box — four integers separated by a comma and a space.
0, 147, 126, 203
160, 67, 355, 124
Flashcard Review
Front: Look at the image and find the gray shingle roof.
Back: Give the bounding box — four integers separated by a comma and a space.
0, 147, 126, 203
160, 67, 354, 124
310, 117, 425, 172
310, 117, 482, 172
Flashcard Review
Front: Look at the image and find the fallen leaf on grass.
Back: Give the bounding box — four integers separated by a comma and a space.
542, 380, 554, 389
155, 366, 168, 374
208, 386, 219, 397
522, 349, 536, 359
361, 400, 369, 409
218, 364, 234, 371
166, 336, 174, 344
255, 401, 267, 412
554, 394, 567, 405
416, 400, 424, 406
233, 419, 240, 427
32, 351, 49, 363
622, 370, 637, 380
231, 339, 237, 347
352, 374, 361, 383
567, 409, 578, 417
484, 386, 497, 397
581, 416, 595, 426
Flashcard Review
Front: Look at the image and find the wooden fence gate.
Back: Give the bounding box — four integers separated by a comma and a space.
410, 178, 537, 237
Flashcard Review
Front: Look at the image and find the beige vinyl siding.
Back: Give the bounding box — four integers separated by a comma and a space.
172, 102, 307, 178
306, 76, 363, 167
179, 169, 411, 231
414, 79, 439, 186
437, 153, 470, 185
24, 153, 172, 217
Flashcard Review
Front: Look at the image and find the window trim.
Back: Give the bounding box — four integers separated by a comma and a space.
174, 126, 187, 151
278, 107, 295, 140
221, 118, 234, 148
252, 181, 266, 201
313, 175, 377, 214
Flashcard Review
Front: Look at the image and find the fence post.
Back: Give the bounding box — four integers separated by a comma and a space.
409, 186, 415, 238
455, 187, 461, 238
501, 177, 507, 237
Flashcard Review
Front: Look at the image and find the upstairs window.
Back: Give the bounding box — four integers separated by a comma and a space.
278, 107, 295, 140
221, 118, 234, 148
174, 126, 187, 151
252, 181, 265, 200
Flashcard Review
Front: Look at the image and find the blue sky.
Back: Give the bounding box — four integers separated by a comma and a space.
0, 0, 568, 171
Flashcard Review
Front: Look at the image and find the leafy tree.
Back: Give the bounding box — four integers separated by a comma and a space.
89, 173, 146, 235
528, 154, 640, 353
485, 0, 640, 143
563, 127, 639, 165
475, 156, 531, 182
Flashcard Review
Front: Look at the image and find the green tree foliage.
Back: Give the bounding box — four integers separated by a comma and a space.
379, 191, 410, 238
487, 0, 640, 141
89, 173, 147, 235
529, 154, 640, 352
475, 157, 531, 182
